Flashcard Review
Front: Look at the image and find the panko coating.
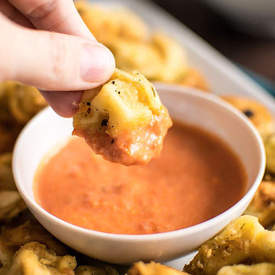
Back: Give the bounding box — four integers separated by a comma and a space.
0, 153, 16, 191
0, 191, 26, 222
76, 265, 119, 275
0, 218, 68, 256
265, 133, 275, 174
217, 263, 275, 275
0, 242, 76, 275
6, 82, 47, 124
179, 68, 209, 92
106, 38, 162, 81
245, 181, 275, 227
75, 0, 148, 43
221, 96, 275, 139
0, 82, 13, 124
0, 125, 20, 154
150, 33, 187, 83
128, 262, 190, 275
184, 215, 275, 275
73, 69, 172, 165
108, 33, 187, 84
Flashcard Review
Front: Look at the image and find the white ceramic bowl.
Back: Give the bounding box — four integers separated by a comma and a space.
13, 85, 265, 264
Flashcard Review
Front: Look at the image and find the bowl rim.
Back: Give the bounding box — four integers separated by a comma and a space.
13, 85, 266, 241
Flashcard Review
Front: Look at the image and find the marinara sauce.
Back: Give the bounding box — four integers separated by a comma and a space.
35, 123, 247, 234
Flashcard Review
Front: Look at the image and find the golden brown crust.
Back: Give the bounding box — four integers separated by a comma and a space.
73, 69, 172, 165
178, 68, 209, 92
128, 261, 190, 275
217, 263, 275, 275
221, 96, 275, 139
245, 181, 275, 227
184, 215, 275, 275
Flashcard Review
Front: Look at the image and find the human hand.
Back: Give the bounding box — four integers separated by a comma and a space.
0, 0, 115, 116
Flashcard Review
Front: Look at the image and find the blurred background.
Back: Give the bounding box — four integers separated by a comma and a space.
152, 0, 275, 85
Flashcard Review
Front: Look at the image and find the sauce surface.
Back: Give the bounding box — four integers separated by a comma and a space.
35, 123, 247, 235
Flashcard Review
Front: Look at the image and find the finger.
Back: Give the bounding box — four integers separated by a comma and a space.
8, 0, 98, 117
0, 15, 115, 91
8, 0, 93, 39
41, 91, 82, 117
0, 0, 32, 28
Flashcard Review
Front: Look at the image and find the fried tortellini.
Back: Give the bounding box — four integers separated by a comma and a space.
76, 265, 119, 275
0, 242, 76, 275
179, 68, 209, 92
73, 69, 172, 165
107, 33, 187, 84
75, 1, 209, 91
128, 262, 190, 275
0, 153, 16, 191
0, 81, 46, 125
0, 191, 25, 223
184, 215, 275, 275
265, 134, 275, 174
75, 1, 149, 44
245, 181, 275, 228
221, 96, 275, 139
217, 263, 275, 275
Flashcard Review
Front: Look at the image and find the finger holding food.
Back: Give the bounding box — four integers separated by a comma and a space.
73, 69, 172, 165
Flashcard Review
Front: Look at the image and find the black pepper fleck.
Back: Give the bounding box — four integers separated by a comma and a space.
101, 119, 108, 127
86, 102, 91, 106
112, 81, 115, 84
111, 139, 115, 144
243, 109, 254, 118
87, 107, 91, 114
118, 91, 121, 94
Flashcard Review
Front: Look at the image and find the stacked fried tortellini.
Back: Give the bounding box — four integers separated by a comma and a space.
75, 0, 209, 91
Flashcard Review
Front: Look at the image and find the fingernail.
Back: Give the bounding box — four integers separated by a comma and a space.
81, 44, 115, 83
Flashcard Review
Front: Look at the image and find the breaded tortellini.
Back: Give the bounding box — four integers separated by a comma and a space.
0, 126, 19, 154
0, 153, 16, 191
221, 96, 275, 139
75, 0, 148, 43
0, 82, 13, 124
0, 218, 68, 256
184, 215, 275, 275
265, 133, 275, 174
73, 69, 172, 165
128, 262, 190, 275
6, 82, 47, 124
107, 33, 187, 84
179, 68, 209, 92
245, 181, 275, 227
76, 265, 119, 275
217, 263, 275, 275
0, 242, 76, 275
0, 191, 26, 222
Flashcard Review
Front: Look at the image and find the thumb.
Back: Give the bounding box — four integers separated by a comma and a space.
0, 14, 115, 91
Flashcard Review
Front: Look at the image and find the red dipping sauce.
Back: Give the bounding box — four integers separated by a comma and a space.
35, 123, 247, 235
